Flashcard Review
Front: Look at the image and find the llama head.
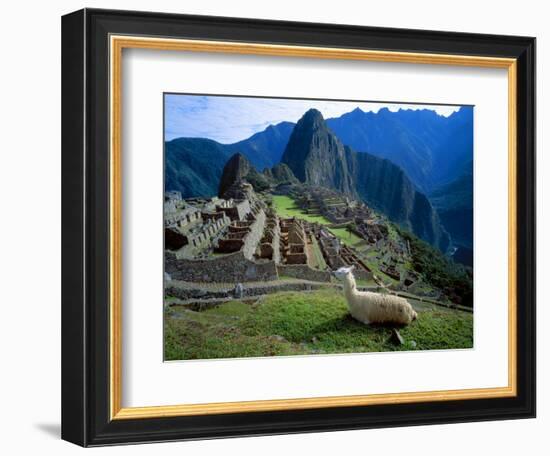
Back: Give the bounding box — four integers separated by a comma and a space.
402, 303, 418, 323
333, 265, 355, 280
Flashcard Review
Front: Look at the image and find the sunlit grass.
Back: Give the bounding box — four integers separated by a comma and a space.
328, 227, 364, 246
272, 195, 362, 248
165, 289, 473, 361
272, 195, 331, 224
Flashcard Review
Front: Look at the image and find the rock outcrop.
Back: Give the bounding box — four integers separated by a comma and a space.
281, 109, 357, 196
218, 153, 270, 198
219, 153, 299, 197
271, 163, 299, 184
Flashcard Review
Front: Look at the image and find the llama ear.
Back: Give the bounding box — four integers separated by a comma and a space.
350, 265, 356, 271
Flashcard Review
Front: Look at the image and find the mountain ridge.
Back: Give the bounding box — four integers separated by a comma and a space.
225, 121, 294, 170
326, 106, 473, 193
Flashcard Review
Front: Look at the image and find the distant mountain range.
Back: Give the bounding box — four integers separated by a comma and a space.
165, 104, 473, 254
166, 105, 473, 191
165, 137, 232, 198
326, 107, 473, 193
225, 121, 295, 171
171, 106, 473, 192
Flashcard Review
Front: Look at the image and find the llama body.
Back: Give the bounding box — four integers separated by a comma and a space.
334, 266, 417, 325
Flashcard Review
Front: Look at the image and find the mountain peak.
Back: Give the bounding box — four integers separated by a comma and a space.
339, 107, 367, 121
303, 107, 323, 117
281, 108, 356, 194
225, 152, 249, 169
218, 153, 252, 197
298, 108, 326, 127
448, 105, 473, 121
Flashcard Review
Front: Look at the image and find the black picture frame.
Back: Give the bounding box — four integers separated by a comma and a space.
62, 8, 536, 447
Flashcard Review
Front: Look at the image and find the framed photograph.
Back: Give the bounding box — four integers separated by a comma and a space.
61, 8, 536, 446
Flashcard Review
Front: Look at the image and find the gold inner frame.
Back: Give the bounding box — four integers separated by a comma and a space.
109, 35, 518, 420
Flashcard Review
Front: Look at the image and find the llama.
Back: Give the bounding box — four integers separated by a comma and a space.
333, 266, 417, 325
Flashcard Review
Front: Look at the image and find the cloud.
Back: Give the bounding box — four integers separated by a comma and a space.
164, 94, 464, 144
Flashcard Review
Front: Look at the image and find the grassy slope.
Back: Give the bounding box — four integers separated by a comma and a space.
272, 195, 364, 247
395, 225, 473, 306
308, 237, 328, 270
165, 289, 473, 361
272, 194, 332, 224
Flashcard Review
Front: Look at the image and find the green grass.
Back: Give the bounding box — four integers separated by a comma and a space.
272, 195, 363, 248
309, 238, 328, 270
272, 195, 332, 224
365, 250, 379, 258
386, 223, 400, 243
395, 225, 473, 307
328, 227, 364, 246
164, 289, 473, 360
355, 278, 377, 287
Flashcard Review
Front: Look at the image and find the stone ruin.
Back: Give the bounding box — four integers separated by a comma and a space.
164, 186, 280, 282
215, 199, 251, 222
164, 201, 231, 256
164, 190, 182, 213
353, 217, 388, 244
296, 187, 372, 225
215, 200, 265, 258
164, 184, 379, 285
257, 213, 281, 263
316, 228, 371, 279
164, 194, 235, 258
290, 186, 413, 283
280, 218, 308, 265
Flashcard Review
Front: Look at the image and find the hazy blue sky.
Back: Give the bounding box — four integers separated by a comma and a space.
164, 94, 462, 144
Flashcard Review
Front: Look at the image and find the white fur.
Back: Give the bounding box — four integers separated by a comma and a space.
333, 266, 418, 325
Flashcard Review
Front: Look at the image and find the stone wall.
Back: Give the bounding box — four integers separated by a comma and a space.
354, 269, 374, 281
242, 209, 266, 259
165, 190, 182, 200
277, 264, 332, 282
272, 229, 281, 264
177, 215, 230, 257
166, 280, 333, 303
166, 250, 278, 283
216, 199, 251, 221
165, 207, 201, 228
285, 253, 308, 264
262, 216, 281, 264
216, 238, 244, 253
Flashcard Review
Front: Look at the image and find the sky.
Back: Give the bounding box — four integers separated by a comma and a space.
164, 94, 463, 144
